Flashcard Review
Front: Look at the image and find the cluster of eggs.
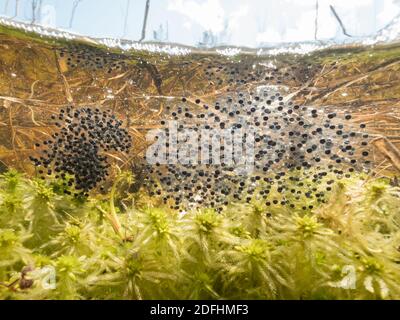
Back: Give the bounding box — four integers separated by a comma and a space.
143, 86, 371, 211
30, 106, 131, 196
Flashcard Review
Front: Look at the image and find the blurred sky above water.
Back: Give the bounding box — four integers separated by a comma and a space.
1, 0, 400, 47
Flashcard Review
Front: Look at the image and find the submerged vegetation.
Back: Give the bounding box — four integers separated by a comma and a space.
0, 20, 400, 300
0, 169, 400, 300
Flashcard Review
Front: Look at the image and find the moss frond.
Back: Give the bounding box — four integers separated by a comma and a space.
0, 169, 400, 300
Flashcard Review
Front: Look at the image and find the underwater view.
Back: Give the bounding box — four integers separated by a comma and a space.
1, 0, 400, 302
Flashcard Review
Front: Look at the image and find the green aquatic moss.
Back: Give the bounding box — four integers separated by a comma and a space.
0, 170, 399, 300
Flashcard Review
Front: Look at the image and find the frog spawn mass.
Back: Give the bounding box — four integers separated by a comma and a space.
27, 90, 372, 210
30, 107, 132, 196
58, 46, 129, 74
143, 87, 372, 212
199, 58, 317, 90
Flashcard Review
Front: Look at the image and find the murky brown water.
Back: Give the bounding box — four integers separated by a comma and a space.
0, 22, 400, 182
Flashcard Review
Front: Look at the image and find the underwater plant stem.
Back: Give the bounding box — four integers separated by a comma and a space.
53, 51, 74, 103
122, 0, 131, 38
3, 0, 9, 14
109, 177, 122, 234
31, 0, 38, 24
69, 0, 82, 29
377, 13, 400, 34
97, 205, 122, 239
0, 279, 19, 290
329, 5, 352, 37
97, 175, 125, 238
138, 0, 150, 42
372, 137, 400, 172
314, 0, 319, 40
12, 0, 19, 18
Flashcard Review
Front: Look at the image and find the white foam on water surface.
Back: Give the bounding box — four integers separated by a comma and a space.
1, 15, 399, 58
